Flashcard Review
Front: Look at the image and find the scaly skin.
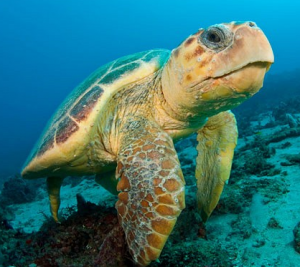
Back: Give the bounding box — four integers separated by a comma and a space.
116, 117, 185, 266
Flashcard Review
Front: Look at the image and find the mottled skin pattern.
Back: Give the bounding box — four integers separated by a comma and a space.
21, 22, 274, 266
116, 118, 185, 265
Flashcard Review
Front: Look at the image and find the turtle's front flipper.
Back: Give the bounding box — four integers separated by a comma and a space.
47, 176, 64, 222
196, 111, 237, 222
116, 118, 185, 266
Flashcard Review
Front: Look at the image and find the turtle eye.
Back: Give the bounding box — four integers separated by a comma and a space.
199, 25, 233, 51
206, 28, 223, 43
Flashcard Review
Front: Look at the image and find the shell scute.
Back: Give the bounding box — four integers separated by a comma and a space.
100, 62, 140, 85
70, 85, 104, 122
56, 117, 79, 144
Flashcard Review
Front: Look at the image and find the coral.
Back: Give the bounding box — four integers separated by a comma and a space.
256, 177, 289, 203
243, 149, 275, 176
168, 185, 202, 243
228, 214, 252, 240
214, 188, 249, 216
94, 225, 127, 267
1, 198, 131, 267
233, 136, 279, 177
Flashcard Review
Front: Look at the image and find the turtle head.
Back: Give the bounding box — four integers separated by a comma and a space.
161, 21, 274, 119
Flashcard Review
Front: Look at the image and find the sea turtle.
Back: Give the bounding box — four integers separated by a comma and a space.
22, 21, 273, 266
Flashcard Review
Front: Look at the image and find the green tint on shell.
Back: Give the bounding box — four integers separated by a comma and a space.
22, 49, 171, 170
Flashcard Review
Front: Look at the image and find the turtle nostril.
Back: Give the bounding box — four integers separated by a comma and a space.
248, 21, 257, 28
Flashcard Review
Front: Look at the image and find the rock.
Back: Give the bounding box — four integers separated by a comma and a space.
267, 217, 283, 229
285, 113, 298, 128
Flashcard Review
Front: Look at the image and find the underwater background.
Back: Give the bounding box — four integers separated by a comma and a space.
1, 0, 300, 266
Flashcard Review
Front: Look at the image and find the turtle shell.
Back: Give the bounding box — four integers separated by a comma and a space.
22, 49, 170, 179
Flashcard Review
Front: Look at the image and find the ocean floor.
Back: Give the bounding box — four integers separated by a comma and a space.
1, 111, 300, 266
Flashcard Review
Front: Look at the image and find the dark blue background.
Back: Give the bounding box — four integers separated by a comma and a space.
0, 0, 298, 178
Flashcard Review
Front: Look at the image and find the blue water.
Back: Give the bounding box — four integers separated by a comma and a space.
0, 0, 299, 179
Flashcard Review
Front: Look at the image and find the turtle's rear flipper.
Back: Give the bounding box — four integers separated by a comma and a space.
196, 111, 238, 222
47, 176, 64, 222
95, 171, 119, 195
116, 117, 185, 266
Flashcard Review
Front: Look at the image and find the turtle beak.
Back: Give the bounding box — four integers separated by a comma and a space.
210, 21, 274, 78
266, 62, 272, 72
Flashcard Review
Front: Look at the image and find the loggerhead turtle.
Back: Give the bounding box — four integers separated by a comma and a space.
22, 21, 274, 266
